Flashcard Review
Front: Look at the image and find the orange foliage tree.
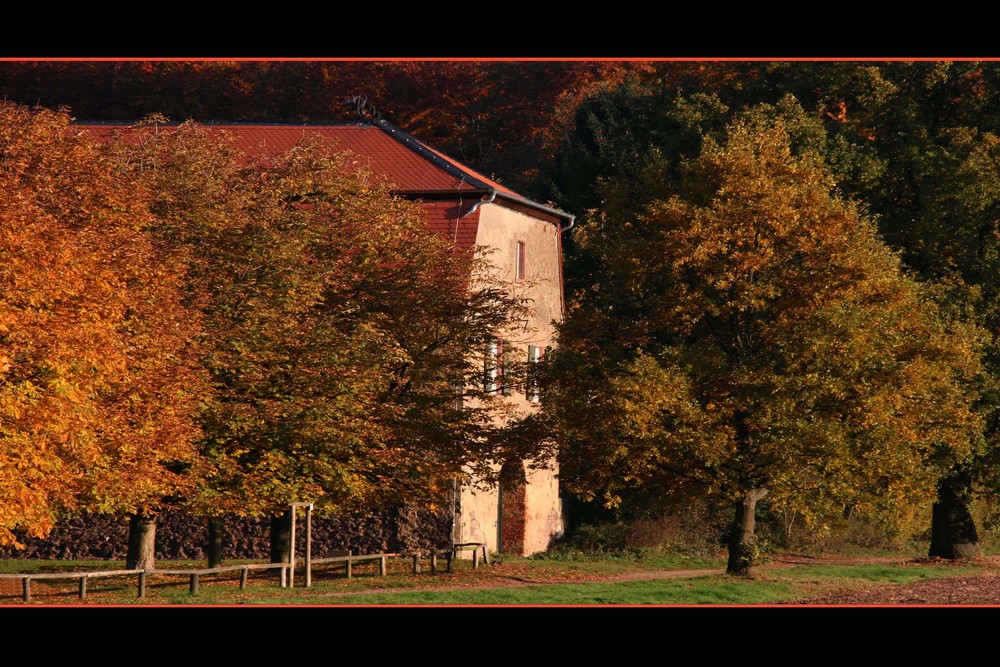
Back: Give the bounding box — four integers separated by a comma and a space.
0, 104, 206, 552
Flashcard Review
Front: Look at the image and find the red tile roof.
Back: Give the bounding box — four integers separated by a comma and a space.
77, 120, 573, 250
78, 121, 518, 196
225, 123, 520, 194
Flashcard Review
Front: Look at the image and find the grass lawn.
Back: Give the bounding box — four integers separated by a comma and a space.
293, 562, 983, 605
0, 550, 989, 605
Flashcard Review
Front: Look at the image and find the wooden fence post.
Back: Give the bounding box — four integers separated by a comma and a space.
380, 556, 387, 576
22, 577, 30, 603
289, 505, 296, 589
304, 504, 313, 589
431, 550, 438, 573
412, 551, 421, 574
473, 548, 479, 569
79, 576, 87, 600
138, 571, 146, 598
446, 550, 454, 573
240, 567, 249, 590
190, 573, 199, 595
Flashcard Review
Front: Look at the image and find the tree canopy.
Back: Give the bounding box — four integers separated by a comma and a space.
103, 121, 530, 526
6, 61, 1000, 565
0, 104, 206, 547
0, 106, 532, 559
540, 112, 983, 573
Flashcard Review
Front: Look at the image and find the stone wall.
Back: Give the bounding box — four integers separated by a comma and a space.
0, 506, 452, 561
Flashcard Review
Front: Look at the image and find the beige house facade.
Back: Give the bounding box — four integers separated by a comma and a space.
456, 202, 567, 555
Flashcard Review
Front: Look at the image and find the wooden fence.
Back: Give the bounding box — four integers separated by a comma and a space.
306, 543, 489, 583
0, 542, 490, 602
0, 562, 290, 603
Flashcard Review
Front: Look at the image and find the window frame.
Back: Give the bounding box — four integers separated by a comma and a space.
484, 339, 500, 394
515, 240, 526, 282
526, 344, 545, 403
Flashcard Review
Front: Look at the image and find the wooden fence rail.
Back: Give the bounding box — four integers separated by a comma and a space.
0, 541, 492, 601
0, 562, 291, 602
306, 543, 489, 580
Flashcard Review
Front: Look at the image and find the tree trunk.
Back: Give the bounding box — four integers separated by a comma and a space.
207, 516, 224, 568
269, 509, 293, 564
727, 488, 768, 575
929, 469, 982, 560
125, 513, 157, 570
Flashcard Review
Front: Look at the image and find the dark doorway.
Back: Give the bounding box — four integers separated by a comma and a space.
499, 461, 526, 555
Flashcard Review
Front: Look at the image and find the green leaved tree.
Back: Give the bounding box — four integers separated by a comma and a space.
540, 112, 983, 574
106, 121, 530, 565
724, 62, 1000, 559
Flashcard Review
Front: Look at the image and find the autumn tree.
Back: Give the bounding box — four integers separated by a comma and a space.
735, 62, 1000, 558
547, 64, 1000, 559
0, 104, 205, 556
106, 121, 529, 564
539, 113, 982, 575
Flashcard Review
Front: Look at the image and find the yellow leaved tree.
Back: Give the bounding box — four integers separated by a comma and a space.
541, 113, 984, 574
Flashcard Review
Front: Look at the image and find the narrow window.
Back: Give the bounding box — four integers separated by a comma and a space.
527, 344, 545, 403
501, 340, 513, 396
515, 240, 526, 282
484, 340, 499, 393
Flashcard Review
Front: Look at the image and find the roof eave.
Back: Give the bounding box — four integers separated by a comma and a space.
394, 189, 491, 199
374, 119, 576, 231
495, 192, 576, 231
398, 189, 575, 230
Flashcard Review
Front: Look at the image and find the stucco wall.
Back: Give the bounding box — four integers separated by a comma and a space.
453, 202, 565, 556
523, 460, 562, 554
457, 480, 501, 553
475, 202, 563, 349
